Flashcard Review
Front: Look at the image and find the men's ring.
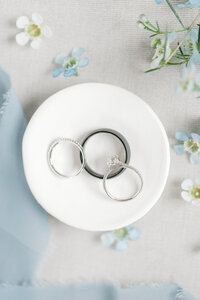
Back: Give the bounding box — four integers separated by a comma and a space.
48, 138, 85, 178
81, 128, 131, 179
103, 156, 143, 201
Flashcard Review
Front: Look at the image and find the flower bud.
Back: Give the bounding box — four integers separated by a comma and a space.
136, 21, 145, 29
139, 14, 148, 23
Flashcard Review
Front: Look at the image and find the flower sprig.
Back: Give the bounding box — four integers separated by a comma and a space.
138, 0, 200, 95
101, 223, 140, 251
137, 14, 187, 38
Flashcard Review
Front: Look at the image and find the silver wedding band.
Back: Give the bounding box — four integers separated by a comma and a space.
48, 138, 85, 178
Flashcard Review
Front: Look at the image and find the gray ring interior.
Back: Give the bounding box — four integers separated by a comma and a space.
81, 128, 131, 179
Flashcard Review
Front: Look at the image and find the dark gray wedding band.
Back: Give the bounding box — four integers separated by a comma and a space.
81, 128, 131, 179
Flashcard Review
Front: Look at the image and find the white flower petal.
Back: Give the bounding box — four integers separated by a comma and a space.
16, 32, 29, 46
192, 200, 200, 206
16, 16, 29, 29
181, 191, 192, 202
32, 13, 43, 25
195, 178, 200, 185
42, 25, 52, 38
30, 38, 42, 49
165, 46, 171, 60
151, 56, 162, 68
168, 31, 177, 43
181, 178, 194, 191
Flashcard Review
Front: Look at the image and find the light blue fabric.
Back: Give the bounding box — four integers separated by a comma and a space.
0, 66, 50, 283
0, 284, 196, 300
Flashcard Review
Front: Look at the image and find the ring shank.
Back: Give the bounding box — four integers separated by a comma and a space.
103, 163, 143, 201
81, 128, 131, 179
48, 138, 85, 178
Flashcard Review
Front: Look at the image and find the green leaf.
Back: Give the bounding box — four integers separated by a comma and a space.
145, 67, 161, 73
167, 62, 185, 65
150, 33, 158, 38
197, 24, 200, 51
156, 21, 160, 31
165, 0, 185, 29
178, 43, 184, 56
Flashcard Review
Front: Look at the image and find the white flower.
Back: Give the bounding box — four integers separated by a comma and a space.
151, 32, 177, 68
181, 178, 200, 206
15, 13, 52, 49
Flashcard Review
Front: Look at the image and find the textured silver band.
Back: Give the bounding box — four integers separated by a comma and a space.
103, 156, 143, 201
47, 138, 85, 178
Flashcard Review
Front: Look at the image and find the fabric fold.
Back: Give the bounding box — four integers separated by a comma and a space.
0, 66, 50, 283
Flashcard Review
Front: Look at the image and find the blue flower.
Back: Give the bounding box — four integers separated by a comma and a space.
52, 48, 89, 78
174, 130, 200, 164
182, 28, 200, 63
177, 0, 200, 8
175, 62, 200, 95
101, 223, 140, 251
155, 0, 164, 3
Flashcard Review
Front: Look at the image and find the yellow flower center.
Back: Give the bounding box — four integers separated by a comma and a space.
189, 186, 200, 200
26, 24, 41, 38
184, 140, 200, 153
113, 228, 128, 239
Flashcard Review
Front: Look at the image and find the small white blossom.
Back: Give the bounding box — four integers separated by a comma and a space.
151, 32, 177, 68
181, 178, 200, 206
16, 13, 52, 49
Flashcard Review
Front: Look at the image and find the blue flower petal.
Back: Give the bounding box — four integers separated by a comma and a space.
52, 67, 65, 78
174, 144, 185, 155
101, 233, 115, 247
190, 28, 198, 42
54, 53, 67, 65
128, 227, 140, 241
191, 50, 200, 63
190, 133, 200, 142
63, 68, 77, 77
177, 0, 200, 8
155, 0, 164, 3
175, 130, 188, 142
78, 57, 89, 68
190, 153, 200, 164
115, 240, 129, 251
72, 48, 85, 58
126, 222, 135, 230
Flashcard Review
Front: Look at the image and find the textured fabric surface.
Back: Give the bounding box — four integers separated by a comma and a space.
0, 0, 200, 298
0, 67, 50, 283
0, 284, 196, 300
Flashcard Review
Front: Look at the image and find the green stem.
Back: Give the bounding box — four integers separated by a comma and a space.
146, 21, 158, 31
164, 12, 200, 66
165, 0, 185, 29
158, 28, 188, 34
147, 27, 188, 36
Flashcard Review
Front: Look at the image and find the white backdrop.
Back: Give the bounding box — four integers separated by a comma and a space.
0, 0, 200, 298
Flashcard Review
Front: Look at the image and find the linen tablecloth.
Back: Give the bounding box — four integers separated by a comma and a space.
0, 0, 199, 298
